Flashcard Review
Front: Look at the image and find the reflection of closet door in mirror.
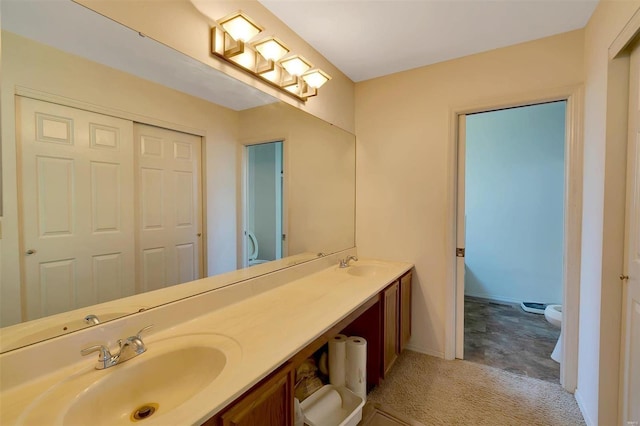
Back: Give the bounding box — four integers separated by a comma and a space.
134, 124, 202, 292
17, 97, 135, 321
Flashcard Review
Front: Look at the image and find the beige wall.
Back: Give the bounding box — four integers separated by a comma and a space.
355, 30, 584, 357
1, 32, 240, 326
578, 1, 640, 425
76, 0, 356, 134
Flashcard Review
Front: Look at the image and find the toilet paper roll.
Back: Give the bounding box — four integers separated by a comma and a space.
329, 334, 348, 386
346, 336, 367, 400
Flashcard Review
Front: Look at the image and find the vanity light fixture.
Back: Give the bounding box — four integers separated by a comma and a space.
217, 11, 262, 57
284, 82, 301, 94
219, 11, 262, 42
254, 36, 289, 62
254, 36, 289, 75
280, 55, 312, 76
210, 11, 331, 101
283, 79, 320, 99
302, 69, 332, 89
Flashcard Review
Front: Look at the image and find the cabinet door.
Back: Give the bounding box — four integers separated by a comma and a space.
218, 366, 294, 426
383, 281, 399, 376
399, 271, 412, 352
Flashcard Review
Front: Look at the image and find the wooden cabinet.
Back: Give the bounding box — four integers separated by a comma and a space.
381, 271, 413, 377
203, 366, 294, 426
382, 281, 399, 376
399, 271, 412, 352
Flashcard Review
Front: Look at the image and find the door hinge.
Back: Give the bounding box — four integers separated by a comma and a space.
282, 234, 286, 241
456, 248, 465, 257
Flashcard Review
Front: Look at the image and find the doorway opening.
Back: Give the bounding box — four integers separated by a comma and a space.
459, 101, 567, 383
244, 141, 285, 267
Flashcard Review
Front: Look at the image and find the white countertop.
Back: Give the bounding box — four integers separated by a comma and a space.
0, 258, 413, 425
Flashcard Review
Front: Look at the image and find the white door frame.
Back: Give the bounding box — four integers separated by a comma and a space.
274, 142, 284, 260
621, 39, 640, 425
446, 85, 584, 393
239, 139, 288, 268
611, 12, 640, 422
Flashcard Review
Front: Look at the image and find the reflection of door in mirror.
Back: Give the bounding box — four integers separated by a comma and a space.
17, 97, 203, 322
133, 124, 203, 292
245, 142, 285, 267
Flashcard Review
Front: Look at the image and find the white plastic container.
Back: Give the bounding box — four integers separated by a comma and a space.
301, 384, 365, 426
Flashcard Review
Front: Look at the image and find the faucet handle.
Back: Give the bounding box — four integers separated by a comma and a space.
136, 325, 153, 339
80, 345, 111, 360
83, 314, 100, 325
118, 325, 153, 348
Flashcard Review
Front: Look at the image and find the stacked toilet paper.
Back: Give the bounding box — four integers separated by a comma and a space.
328, 334, 367, 400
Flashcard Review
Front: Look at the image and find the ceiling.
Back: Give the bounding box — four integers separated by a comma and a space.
259, 0, 598, 82
2, 0, 277, 111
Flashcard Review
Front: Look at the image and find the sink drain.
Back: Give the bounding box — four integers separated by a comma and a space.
131, 403, 159, 422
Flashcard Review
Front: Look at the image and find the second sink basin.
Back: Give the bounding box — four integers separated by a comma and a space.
17, 333, 241, 425
345, 263, 390, 278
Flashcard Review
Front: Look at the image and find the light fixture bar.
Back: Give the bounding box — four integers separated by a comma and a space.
210, 12, 330, 102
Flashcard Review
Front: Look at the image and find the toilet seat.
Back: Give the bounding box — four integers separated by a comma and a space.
544, 304, 562, 328
544, 304, 562, 363
247, 231, 268, 265
247, 231, 259, 261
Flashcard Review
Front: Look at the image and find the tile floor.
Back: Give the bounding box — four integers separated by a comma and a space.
464, 296, 560, 383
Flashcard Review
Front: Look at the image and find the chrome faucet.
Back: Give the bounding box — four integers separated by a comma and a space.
81, 325, 153, 369
339, 255, 358, 268
84, 314, 100, 325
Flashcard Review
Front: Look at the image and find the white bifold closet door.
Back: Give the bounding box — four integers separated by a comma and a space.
133, 123, 203, 293
18, 96, 136, 320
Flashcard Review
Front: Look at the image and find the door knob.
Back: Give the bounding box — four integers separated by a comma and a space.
25, 249, 37, 255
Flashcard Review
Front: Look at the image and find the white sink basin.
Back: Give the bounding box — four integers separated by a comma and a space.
17, 333, 241, 425
344, 263, 390, 278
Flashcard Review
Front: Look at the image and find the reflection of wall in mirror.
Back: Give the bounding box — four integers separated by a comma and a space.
239, 103, 356, 256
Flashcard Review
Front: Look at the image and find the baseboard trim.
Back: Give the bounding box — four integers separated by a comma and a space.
405, 344, 445, 359
574, 388, 595, 426
464, 292, 540, 305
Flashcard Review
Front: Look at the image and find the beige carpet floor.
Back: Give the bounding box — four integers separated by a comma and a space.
367, 351, 585, 426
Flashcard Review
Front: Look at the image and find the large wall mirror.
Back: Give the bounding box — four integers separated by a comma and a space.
0, 0, 355, 352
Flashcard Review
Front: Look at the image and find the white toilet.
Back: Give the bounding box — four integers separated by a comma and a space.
247, 231, 269, 266
544, 304, 562, 363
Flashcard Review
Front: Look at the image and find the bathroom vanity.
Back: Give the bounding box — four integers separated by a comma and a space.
205, 270, 413, 426
0, 256, 413, 426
